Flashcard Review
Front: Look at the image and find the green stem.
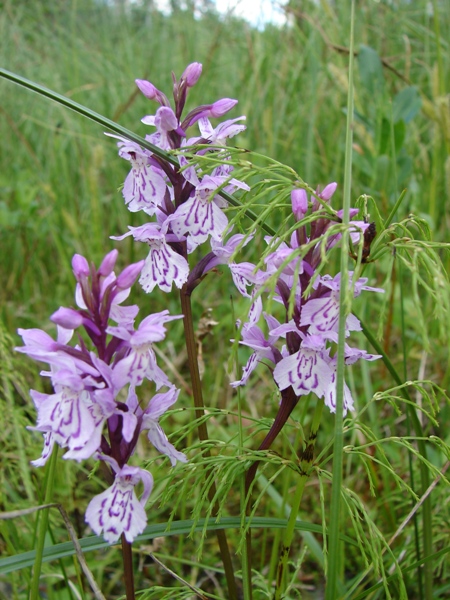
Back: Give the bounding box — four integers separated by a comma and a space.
179, 286, 238, 600
273, 477, 308, 599
273, 399, 324, 600
29, 444, 58, 600
325, 1, 355, 597
237, 388, 252, 600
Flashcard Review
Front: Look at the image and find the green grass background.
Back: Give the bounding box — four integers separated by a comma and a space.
1, 0, 449, 598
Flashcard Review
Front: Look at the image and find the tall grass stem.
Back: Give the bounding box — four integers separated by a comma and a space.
325, 0, 355, 596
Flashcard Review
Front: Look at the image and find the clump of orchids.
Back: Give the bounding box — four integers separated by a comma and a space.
17, 62, 383, 553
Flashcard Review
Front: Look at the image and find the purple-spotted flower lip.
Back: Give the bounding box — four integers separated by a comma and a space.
85, 455, 154, 544
165, 168, 250, 250
26, 357, 118, 463
273, 342, 334, 399
103, 135, 170, 215
113, 224, 190, 294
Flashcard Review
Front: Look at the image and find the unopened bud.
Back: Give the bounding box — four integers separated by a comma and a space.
50, 307, 84, 329
320, 182, 338, 201
135, 79, 158, 100
182, 62, 202, 87
210, 98, 238, 117
116, 260, 145, 289
98, 249, 119, 277
291, 189, 308, 220
72, 254, 90, 279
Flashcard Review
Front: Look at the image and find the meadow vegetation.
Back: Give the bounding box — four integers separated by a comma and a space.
0, 0, 449, 598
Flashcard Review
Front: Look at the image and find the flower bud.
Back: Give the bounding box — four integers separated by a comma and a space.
291, 189, 308, 220
116, 260, 145, 289
182, 62, 202, 87
50, 307, 84, 329
72, 254, 90, 279
210, 98, 238, 117
98, 249, 119, 277
319, 182, 338, 201
135, 79, 158, 100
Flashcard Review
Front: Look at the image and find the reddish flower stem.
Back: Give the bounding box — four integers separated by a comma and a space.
180, 285, 239, 600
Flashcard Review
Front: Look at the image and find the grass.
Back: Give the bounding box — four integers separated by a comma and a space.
1, 0, 449, 598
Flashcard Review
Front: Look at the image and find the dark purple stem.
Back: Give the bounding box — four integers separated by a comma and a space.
121, 535, 135, 600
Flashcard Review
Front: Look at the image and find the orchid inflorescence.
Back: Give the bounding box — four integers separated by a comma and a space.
109, 61, 250, 296
17, 62, 383, 547
16, 251, 186, 542
230, 184, 384, 416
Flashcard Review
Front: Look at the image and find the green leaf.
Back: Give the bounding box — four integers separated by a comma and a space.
393, 86, 422, 123
379, 117, 391, 156
375, 154, 391, 192
358, 45, 384, 96
393, 119, 406, 151
397, 153, 413, 186
0, 516, 358, 575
